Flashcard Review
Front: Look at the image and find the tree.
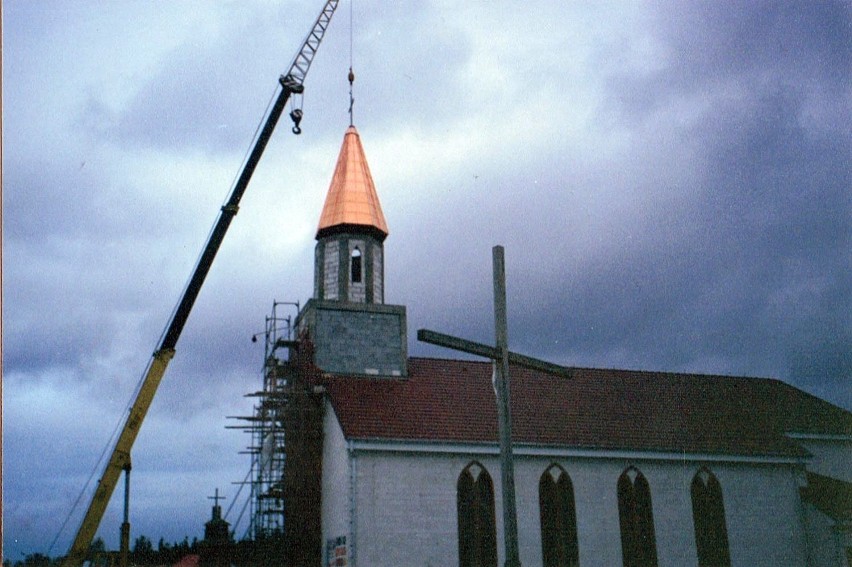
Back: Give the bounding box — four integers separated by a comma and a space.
132, 535, 156, 565
16, 553, 51, 567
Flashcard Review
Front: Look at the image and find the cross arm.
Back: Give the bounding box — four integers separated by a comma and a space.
417, 329, 572, 378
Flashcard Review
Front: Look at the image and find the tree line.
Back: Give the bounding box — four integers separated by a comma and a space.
5, 535, 202, 567
5, 531, 289, 567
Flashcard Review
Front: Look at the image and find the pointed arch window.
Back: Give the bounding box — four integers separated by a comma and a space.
350, 247, 362, 283
539, 464, 579, 567
458, 462, 497, 567
617, 467, 658, 567
691, 468, 731, 567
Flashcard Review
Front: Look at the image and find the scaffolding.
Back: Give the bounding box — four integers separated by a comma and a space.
231, 300, 300, 541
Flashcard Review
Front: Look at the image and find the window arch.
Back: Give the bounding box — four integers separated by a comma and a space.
539, 464, 579, 567
350, 247, 362, 283
617, 467, 658, 567
691, 468, 731, 567
457, 462, 497, 567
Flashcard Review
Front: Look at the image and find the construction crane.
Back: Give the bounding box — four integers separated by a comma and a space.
60, 2, 340, 565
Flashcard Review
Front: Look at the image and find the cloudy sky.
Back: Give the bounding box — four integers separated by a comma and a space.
3, 0, 850, 559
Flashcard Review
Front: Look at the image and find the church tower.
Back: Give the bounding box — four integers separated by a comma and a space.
297, 126, 407, 377
313, 126, 388, 304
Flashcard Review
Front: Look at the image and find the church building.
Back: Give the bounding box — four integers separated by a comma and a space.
276, 125, 852, 567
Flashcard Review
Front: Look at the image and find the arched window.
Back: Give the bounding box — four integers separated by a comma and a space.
350, 247, 362, 283
691, 468, 731, 567
458, 462, 497, 567
617, 467, 658, 567
539, 464, 579, 567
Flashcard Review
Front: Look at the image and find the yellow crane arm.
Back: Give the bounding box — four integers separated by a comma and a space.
60, 3, 340, 565
62, 349, 174, 567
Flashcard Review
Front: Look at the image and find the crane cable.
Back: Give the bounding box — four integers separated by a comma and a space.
48, 359, 152, 556
348, 0, 354, 126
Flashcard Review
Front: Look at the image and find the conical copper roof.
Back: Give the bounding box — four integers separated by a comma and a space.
316, 125, 388, 239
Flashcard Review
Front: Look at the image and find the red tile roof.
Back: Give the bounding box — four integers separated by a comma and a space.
172, 555, 200, 567
322, 357, 852, 458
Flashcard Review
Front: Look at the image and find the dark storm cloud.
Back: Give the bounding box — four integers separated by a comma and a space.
496, 2, 851, 407
607, 0, 851, 119
397, 1, 851, 410
663, 1, 852, 404
2, 140, 139, 241
658, 1, 850, 87
690, 92, 850, 400
3, 191, 194, 384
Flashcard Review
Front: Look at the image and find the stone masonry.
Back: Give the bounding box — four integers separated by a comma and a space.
296, 299, 407, 377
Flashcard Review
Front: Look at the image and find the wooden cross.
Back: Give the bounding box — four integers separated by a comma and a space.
417, 246, 571, 567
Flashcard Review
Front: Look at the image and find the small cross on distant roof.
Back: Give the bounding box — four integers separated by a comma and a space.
208, 488, 226, 507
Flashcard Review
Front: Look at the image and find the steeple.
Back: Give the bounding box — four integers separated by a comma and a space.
299, 125, 407, 377
316, 125, 388, 241
313, 126, 387, 304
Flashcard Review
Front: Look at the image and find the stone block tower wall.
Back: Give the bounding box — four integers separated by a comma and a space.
297, 300, 407, 377
313, 230, 384, 304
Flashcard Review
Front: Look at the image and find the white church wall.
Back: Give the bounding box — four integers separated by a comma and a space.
718, 462, 808, 567
518, 455, 809, 567
566, 458, 623, 566
512, 456, 544, 563
351, 451, 466, 567
321, 400, 351, 561
512, 456, 809, 567
562, 457, 702, 566
802, 502, 846, 567
336, 441, 812, 567
792, 436, 852, 482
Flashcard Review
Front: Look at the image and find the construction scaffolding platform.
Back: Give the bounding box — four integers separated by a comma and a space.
229, 301, 300, 540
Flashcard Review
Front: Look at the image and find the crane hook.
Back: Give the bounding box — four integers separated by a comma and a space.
290, 109, 303, 135
348, 67, 355, 126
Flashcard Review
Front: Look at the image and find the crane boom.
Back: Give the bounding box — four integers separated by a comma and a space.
61, 3, 339, 565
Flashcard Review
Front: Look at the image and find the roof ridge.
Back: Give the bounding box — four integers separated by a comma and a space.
772, 378, 852, 413
408, 356, 778, 382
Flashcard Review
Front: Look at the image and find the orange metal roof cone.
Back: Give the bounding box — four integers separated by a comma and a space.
316, 125, 388, 240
